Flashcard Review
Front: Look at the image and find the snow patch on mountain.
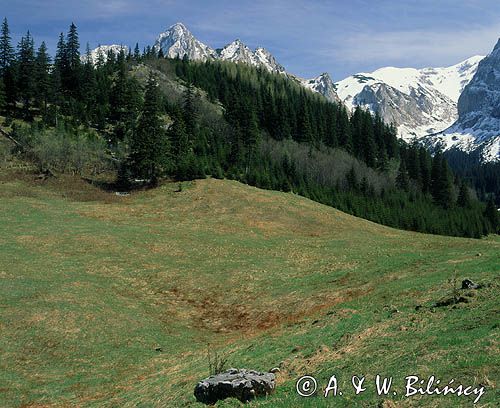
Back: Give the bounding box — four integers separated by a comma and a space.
335, 56, 484, 141
216, 39, 285, 73
83, 44, 129, 64
154, 22, 217, 61
298, 73, 340, 103
426, 40, 500, 162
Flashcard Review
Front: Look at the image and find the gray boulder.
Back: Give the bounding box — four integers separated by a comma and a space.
194, 368, 275, 405
461, 279, 481, 290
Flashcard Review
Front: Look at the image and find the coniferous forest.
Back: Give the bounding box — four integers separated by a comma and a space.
0, 19, 498, 238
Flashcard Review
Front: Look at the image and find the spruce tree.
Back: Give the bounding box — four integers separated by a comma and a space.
54, 32, 67, 99
169, 108, 192, 179
128, 73, 169, 185
183, 83, 197, 139
431, 151, 453, 208
133, 43, 141, 61
419, 146, 432, 193
65, 23, 81, 97
484, 197, 499, 234
55, 32, 66, 65
0, 18, 14, 75
457, 180, 472, 208
111, 50, 141, 141
298, 101, 312, 143
81, 43, 97, 124
17, 31, 36, 115
406, 143, 421, 185
361, 112, 376, 167
396, 160, 410, 191
35, 41, 51, 113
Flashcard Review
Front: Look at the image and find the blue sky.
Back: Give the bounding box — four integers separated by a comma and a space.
2, 0, 500, 80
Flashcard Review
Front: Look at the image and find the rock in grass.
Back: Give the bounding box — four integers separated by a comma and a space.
194, 368, 275, 405
461, 279, 480, 290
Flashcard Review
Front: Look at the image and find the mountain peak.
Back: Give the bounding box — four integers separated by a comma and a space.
217, 39, 287, 74
299, 72, 340, 103
83, 44, 128, 64
152, 23, 334, 101
154, 22, 216, 61
163, 22, 191, 38
171, 22, 187, 29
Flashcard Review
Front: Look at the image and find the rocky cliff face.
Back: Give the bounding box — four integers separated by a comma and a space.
154, 22, 217, 61
426, 40, 500, 162
298, 73, 340, 104
457, 39, 500, 129
335, 57, 483, 141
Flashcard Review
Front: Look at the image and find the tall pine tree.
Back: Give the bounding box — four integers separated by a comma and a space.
431, 151, 454, 209
128, 73, 169, 185
34, 41, 51, 114
17, 31, 36, 116
65, 23, 81, 97
0, 18, 14, 75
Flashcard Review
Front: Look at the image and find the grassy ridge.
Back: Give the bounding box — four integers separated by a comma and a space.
0, 172, 498, 407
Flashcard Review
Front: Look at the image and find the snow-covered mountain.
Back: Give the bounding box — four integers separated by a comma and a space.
88, 23, 497, 162
154, 22, 217, 61
335, 56, 484, 141
216, 39, 285, 74
298, 73, 341, 104
426, 40, 500, 162
83, 44, 129, 64
152, 23, 339, 102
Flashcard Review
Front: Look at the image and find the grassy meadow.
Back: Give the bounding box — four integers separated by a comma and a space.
0, 169, 498, 407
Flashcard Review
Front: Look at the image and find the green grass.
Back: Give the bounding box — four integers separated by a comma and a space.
0, 172, 498, 407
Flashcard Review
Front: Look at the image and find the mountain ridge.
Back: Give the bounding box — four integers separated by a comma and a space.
90, 24, 498, 162
425, 38, 500, 162
335, 56, 484, 141
151, 22, 339, 103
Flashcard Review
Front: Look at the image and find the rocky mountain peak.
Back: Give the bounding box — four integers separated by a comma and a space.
298, 72, 340, 103
424, 40, 500, 162
150, 22, 338, 101
154, 23, 217, 61
82, 44, 128, 64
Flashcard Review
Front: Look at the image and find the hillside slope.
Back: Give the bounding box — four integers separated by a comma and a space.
0, 173, 498, 407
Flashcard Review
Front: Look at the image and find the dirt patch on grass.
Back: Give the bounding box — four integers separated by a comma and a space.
169, 284, 374, 337
0, 168, 120, 204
